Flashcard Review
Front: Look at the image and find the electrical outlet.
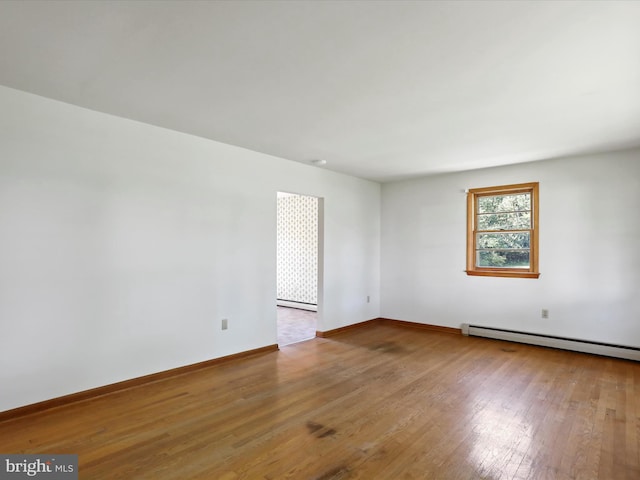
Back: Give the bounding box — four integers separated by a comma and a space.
541, 309, 549, 319
367, 295, 370, 303
221, 318, 228, 330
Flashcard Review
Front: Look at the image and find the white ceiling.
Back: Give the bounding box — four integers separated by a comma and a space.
1, 1, 639, 182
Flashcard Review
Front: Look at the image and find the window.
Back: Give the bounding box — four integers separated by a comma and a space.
466, 182, 539, 278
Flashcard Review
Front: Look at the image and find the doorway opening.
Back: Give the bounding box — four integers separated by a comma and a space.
276, 192, 322, 346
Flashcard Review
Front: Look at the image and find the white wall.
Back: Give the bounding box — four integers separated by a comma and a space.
0, 85, 380, 412
382, 148, 640, 348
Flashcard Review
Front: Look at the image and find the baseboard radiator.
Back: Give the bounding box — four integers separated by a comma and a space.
461, 324, 640, 362
276, 300, 317, 312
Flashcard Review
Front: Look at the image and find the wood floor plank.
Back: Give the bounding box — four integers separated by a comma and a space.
1, 324, 639, 479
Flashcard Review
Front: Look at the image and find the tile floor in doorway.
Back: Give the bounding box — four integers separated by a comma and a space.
277, 306, 317, 346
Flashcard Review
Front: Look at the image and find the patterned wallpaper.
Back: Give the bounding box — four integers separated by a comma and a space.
277, 194, 318, 305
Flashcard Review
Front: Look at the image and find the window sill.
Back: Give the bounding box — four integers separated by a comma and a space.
466, 270, 540, 279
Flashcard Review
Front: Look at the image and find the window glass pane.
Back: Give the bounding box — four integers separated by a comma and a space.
476, 232, 530, 249
477, 211, 530, 230
477, 250, 530, 268
477, 193, 530, 214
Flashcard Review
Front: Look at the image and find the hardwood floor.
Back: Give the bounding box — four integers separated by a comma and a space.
1, 323, 639, 479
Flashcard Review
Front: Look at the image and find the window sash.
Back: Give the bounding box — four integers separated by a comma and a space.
466, 183, 539, 278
